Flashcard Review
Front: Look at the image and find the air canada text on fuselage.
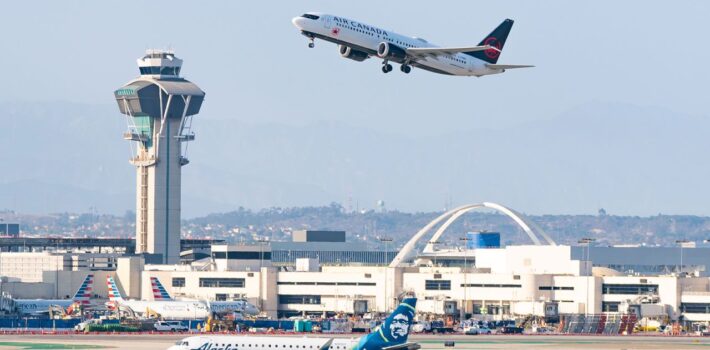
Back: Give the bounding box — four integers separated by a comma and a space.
332, 16, 389, 36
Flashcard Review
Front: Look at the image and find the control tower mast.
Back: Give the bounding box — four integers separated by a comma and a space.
113, 50, 205, 264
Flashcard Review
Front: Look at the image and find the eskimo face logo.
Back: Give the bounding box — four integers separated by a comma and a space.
389, 313, 410, 339
483, 37, 502, 59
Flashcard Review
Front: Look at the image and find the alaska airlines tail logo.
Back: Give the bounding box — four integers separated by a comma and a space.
388, 312, 410, 340
150, 277, 173, 301
356, 298, 416, 350
483, 37, 502, 59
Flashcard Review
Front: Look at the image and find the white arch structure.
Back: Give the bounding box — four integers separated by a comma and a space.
388, 202, 556, 267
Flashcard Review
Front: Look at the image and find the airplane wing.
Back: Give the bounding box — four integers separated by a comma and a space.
383, 343, 421, 350
485, 64, 535, 69
406, 45, 497, 59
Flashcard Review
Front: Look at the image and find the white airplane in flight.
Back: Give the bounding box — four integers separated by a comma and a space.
292, 13, 532, 76
150, 276, 260, 316
14, 274, 94, 315
169, 297, 419, 350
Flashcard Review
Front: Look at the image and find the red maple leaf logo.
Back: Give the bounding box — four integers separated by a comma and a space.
331, 27, 340, 36
483, 37, 502, 59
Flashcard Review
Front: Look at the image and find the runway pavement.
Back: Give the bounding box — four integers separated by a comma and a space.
0, 334, 708, 350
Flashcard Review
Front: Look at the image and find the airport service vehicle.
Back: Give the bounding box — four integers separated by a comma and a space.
155, 320, 189, 332
463, 325, 492, 335
292, 13, 532, 76
74, 318, 120, 332
14, 274, 94, 315
107, 276, 210, 319
168, 298, 419, 350
499, 326, 524, 334
150, 276, 260, 316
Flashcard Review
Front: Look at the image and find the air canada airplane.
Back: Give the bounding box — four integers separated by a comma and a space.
14, 274, 94, 315
150, 277, 260, 316
292, 13, 532, 76
169, 297, 418, 350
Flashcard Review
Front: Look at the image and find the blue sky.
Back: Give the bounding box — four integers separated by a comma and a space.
2, 1, 707, 135
1, 1, 710, 216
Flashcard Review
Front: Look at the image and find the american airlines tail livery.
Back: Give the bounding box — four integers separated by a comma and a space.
108, 276, 260, 319
14, 274, 94, 315
169, 297, 418, 350
108, 276, 210, 319
292, 13, 532, 76
151, 276, 260, 316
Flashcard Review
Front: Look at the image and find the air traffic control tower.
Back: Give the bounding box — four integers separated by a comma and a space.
114, 50, 205, 264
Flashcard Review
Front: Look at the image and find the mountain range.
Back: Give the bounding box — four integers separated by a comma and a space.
0, 100, 708, 217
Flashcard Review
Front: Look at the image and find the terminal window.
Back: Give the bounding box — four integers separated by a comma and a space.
172, 277, 185, 287
199, 278, 245, 288
681, 303, 710, 314
425, 280, 451, 290
602, 284, 659, 295
278, 295, 321, 305
212, 252, 271, 260
602, 302, 620, 312
539, 286, 574, 291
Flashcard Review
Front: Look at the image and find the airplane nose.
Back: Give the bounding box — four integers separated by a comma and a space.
292, 17, 305, 29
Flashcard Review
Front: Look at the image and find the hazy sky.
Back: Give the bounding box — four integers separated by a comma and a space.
2, 1, 710, 216
2, 1, 708, 135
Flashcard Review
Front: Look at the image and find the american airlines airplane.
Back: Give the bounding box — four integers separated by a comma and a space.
108, 276, 210, 319
14, 274, 93, 315
169, 298, 418, 350
292, 13, 532, 76
150, 277, 260, 316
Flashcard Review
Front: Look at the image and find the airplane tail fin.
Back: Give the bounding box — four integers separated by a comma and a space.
465, 19, 514, 64
71, 274, 94, 304
106, 276, 125, 303
150, 277, 173, 301
356, 298, 417, 350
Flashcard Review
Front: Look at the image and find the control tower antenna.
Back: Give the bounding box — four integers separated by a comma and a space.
113, 50, 205, 264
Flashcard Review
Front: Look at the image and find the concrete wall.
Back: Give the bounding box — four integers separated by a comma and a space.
0, 282, 54, 299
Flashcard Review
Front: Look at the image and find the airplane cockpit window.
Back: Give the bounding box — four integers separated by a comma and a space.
301, 14, 320, 20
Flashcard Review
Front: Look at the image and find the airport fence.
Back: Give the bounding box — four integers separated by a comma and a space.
0, 318, 81, 330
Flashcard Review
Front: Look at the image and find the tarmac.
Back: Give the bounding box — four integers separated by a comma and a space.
0, 334, 709, 350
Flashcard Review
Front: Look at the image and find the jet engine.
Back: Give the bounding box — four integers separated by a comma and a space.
339, 45, 369, 62
376, 42, 406, 60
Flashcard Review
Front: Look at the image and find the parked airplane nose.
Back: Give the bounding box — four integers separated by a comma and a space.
292, 17, 305, 29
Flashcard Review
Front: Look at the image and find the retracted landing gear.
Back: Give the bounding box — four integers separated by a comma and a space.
381, 60, 393, 73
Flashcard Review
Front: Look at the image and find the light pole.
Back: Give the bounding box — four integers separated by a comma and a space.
428, 240, 442, 267
578, 238, 595, 316
676, 240, 690, 275
379, 237, 393, 312
257, 237, 268, 269
459, 237, 471, 320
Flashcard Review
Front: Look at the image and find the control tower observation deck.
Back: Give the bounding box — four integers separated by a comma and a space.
113, 50, 205, 264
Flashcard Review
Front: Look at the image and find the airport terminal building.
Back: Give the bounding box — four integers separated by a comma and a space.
3, 228, 710, 324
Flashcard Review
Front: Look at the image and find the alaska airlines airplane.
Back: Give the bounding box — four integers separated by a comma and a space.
14, 274, 93, 315
169, 298, 418, 350
150, 277, 260, 316
292, 13, 532, 76
108, 276, 210, 319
